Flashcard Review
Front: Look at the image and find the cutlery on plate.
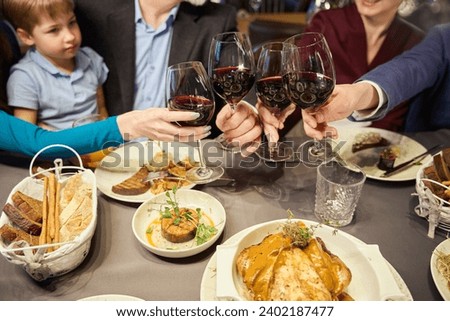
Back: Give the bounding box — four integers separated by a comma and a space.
381, 144, 442, 178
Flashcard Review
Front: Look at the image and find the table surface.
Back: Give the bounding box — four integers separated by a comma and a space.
0, 129, 449, 301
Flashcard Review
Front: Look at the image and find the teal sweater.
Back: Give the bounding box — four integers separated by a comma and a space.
0, 111, 124, 157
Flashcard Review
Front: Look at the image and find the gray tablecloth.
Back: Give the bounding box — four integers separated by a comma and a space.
0, 129, 449, 301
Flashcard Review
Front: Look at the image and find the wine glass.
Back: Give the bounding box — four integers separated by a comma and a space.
208, 31, 256, 152
166, 61, 224, 184
254, 41, 297, 162
284, 32, 336, 166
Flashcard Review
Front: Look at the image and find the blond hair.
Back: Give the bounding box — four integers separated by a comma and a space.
2, 0, 74, 33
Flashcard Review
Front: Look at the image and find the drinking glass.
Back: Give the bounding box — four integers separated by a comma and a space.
315, 159, 366, 227
208, 31, 256, 152
284, 32, 336, 166
166, 61, 224, 184
254, 42, 297, 162
72, 114, 113, 168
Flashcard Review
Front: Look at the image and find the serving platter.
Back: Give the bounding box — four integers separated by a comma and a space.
337, 128, 430, 182
132, 189, 226, 258
95, 140, 198, 203
200, 219, 412, 301
78, 294, 144, 301
430, 238, 450, 301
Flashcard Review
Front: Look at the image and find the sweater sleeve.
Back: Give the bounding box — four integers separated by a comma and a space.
0, 111, 124, 157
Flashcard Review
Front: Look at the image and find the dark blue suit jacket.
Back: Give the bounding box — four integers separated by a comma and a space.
359, 23, 450, 132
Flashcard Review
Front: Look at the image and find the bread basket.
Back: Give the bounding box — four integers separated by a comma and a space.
0, 145, 97, 281
414, 150, 450, 238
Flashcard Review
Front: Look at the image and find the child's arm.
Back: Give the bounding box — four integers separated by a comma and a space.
13, 107, 37, 124
96, 86, 108, 118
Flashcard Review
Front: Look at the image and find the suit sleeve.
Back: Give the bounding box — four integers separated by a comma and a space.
0, 111, 123, 157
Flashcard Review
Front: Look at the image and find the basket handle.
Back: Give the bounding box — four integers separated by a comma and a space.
29, 144, 84, 177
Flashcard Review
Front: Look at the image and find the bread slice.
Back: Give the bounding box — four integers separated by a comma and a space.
442, 147, 450, 169
433, 154, 450, 181
0, 224, 40, 246
112, 167, 150, 195
11, 191, 43, 223
2, 203, 42, 235
423, 165, 446, 199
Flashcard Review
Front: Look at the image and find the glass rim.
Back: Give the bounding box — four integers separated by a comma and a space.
285, 32, 327, 49
168, 61, 205, 71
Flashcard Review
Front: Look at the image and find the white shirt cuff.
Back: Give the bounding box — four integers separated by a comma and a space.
351, 80, 387, 120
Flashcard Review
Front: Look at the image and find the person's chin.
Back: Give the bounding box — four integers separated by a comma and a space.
184, 0, 207, 6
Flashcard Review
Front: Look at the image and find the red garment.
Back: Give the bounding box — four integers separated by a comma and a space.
306, 4, 425, 132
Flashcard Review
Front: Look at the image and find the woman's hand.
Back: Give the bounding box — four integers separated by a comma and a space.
215, 101, 263, 156
256, 99, 296, 145
117, 108, 211, 142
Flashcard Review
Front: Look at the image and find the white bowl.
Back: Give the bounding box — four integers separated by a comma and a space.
215, 219, 410, 301
132, 189, 226, 258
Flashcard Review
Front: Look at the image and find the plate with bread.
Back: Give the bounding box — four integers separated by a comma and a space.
337, 128, 430, 181
201, 218, 412, 301
95, 140, 200, 203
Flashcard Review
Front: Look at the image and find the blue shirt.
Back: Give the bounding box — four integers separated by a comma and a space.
0, 111, 122, 157
133, 0, 178, 110
7, 47, 108, 130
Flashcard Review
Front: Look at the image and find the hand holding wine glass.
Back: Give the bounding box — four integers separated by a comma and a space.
208, 31, 256, 152
254, 42, 297, 162
284, 32, 336, 165
166, 61, 224, 184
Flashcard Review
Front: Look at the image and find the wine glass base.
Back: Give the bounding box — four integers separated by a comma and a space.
185, 166, 225, 185
298, 139, 334, 167
215, 133, 241, 154
256, 142, 293, 162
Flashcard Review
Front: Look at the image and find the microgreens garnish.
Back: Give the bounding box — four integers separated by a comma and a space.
282, 209, 314, 248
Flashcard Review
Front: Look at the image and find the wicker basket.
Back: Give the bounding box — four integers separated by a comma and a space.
414, 151, 450, 238
0, 145, 97, 281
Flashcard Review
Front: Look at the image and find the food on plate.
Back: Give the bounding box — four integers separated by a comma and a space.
352, 132, 390, 153
377, 146, 400, 170
112, 167, 151, 195
145, 188, 218, 249
0, 173, 93, 251
150, 177, 191, 195
236, 219, 352, 301
422, 148, 450, 201
435, 249, 450, 291
145, 151, 171, 172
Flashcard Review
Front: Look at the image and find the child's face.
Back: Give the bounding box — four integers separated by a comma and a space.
26, 11, 82, 68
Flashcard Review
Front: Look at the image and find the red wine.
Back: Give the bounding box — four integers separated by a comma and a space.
283, 71, 334, 110
168, 95, 214, 126
256, 76, 291, 111
212, 66, 255, 105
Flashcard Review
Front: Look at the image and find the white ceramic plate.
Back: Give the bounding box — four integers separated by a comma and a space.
132, 189, 226, 258
430, 238, 450, 300
200, 219, 412, 301
337, 128, 429, 182
95, 141, 198, 203
78, 294, 144, 301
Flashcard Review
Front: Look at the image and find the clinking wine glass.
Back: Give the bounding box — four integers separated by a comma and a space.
255, 42, 297, 162
166, 61, 224, 184
284, 32, 336, 166
208, 31, 256, 152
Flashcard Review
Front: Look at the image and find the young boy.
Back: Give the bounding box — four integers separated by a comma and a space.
3, 0, 108, 130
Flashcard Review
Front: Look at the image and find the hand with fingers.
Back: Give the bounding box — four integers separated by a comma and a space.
257, 100, 296, 147
215, 101, 263, 156
117, 108, 211, 142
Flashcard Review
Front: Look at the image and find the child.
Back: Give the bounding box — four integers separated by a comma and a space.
3, 0, 108, 130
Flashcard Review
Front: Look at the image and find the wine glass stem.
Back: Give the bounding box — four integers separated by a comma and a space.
197, 139, 206, 168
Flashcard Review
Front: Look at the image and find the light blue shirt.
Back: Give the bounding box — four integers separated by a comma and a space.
133, 0, 178, 110
7, 47, 108, 130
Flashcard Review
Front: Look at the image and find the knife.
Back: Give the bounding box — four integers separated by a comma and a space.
381, 144, 442, 178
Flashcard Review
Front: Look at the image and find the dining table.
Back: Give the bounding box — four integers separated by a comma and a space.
0, 128, 449, 301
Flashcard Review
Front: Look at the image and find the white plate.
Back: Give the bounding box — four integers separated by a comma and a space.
78, 294, 144, 301
95, 141, 197, 203
337, 127, 429, 182
132, 189, 226, 258
200, 219, 412, 301
430, 238, 450, 300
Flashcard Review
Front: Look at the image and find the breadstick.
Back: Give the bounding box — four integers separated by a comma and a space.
47, 173, 56, 244
39, 177, 49, 245
54, 180, 61, 247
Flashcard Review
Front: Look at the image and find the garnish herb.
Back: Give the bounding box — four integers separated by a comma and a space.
282, 209, 314, 248
195, 224, 217, 245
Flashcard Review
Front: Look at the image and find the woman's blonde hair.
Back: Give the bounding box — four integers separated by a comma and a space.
2, 0, 74, 34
